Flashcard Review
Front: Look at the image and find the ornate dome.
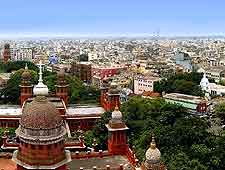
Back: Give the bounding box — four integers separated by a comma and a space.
21, 64, 31, 82
21, 70, 31, 80
57, 69, 67, 85
112, 106, 122, 120
21, 96, 62, 129
145, 136, 161, 164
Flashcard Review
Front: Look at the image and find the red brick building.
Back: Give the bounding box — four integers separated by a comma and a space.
0, 61, 167, 170
70, 61, 92, 83
12, 96, 71, 170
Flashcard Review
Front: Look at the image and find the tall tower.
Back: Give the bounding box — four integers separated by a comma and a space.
100, 77, 110, 109
106, 106, 129, 154
141, 136, 166, 170
107, 82, 120, 111
3, 43, 11, 63
55, 69, 69, 107
20, 64, 33, 107
12, 61, 71, 170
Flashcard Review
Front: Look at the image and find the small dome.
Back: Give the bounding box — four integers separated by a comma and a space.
58, 69, 65, 80
33, 83, 49, 96
21, 71, 31, 80
145, 137, 161, 163
22, 70, 31, 79
108, 82, 120, 94
57, 69, 67, 85
21, 68, 31, 81
112, 106, 122, 120
21, 96, 62, 129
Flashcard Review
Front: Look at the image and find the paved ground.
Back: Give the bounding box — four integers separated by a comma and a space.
0, 158, 16, 170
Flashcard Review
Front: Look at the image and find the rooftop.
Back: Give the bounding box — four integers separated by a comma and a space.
67, 105, 105, 116
25, 96, 65, 109
68, 155, 132, 170
163, 93, 205, 104
0, 105, 21, 116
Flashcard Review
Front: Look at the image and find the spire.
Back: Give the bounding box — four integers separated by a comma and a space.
203, 72, 206, 78
37, 60, 44, 84
33, 60, 49, 96
114, 105, 119, 111
150, 135, 156, 149
25, 63, 28, 70
114, 100, 119, 111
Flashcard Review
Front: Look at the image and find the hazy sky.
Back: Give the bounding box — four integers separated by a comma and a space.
0, 0, 225, 37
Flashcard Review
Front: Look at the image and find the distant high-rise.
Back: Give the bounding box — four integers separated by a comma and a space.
3, 43, 11, 63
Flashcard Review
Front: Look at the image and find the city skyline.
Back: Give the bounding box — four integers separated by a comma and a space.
0, 0, 225, 38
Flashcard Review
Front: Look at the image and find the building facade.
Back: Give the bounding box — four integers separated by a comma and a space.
70, 61, 92, 83
134, 76, 160, 95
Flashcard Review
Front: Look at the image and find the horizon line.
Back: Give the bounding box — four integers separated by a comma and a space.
0, 32, 225, 39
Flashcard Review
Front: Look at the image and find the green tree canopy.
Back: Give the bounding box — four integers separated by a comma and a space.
86, 96, 225, 170
214, 102, 225, 124
4, 61, 38, 73
154, 72, 204, 96
79, 54, 89, 62
1, 69, 38, 104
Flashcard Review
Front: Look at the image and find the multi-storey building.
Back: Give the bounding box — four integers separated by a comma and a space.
14, 48, 34, 61
134, 75, 160, 95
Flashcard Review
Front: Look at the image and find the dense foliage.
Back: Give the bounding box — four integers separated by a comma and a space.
86, 97, 225, 170
1, 69, 38, 104
3, 61, 38, 73
79, 54, 89, 62
0, 61, 100, 104
154, 72, 207, 96
214, 103, 225, 124
43, 71, 101, 104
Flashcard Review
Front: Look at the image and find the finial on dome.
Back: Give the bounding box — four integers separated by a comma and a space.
33, 60, 49, 96
114, 101, 119, 111
150, 135, 156, 149
114, 105, 119, 111
37, 60, 44, 84
25, 63, 28, 70
203, 72, 206, 78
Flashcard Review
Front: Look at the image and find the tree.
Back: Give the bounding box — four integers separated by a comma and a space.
79, 54, 89, 62
85, 96, 225, 170
4, 61, 38, 73
1, 69, 38, 104
154, 72, 204, 96
84, 111, 111, 150
43, 73, 57, 92
214, 103, 225, 124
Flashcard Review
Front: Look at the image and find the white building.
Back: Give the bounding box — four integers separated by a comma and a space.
200, 73, 225, 96
134, 75, 160, 94
14, 48, 33, 61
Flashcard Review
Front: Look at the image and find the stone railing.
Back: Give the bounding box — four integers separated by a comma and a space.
71, 150, 112, 159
